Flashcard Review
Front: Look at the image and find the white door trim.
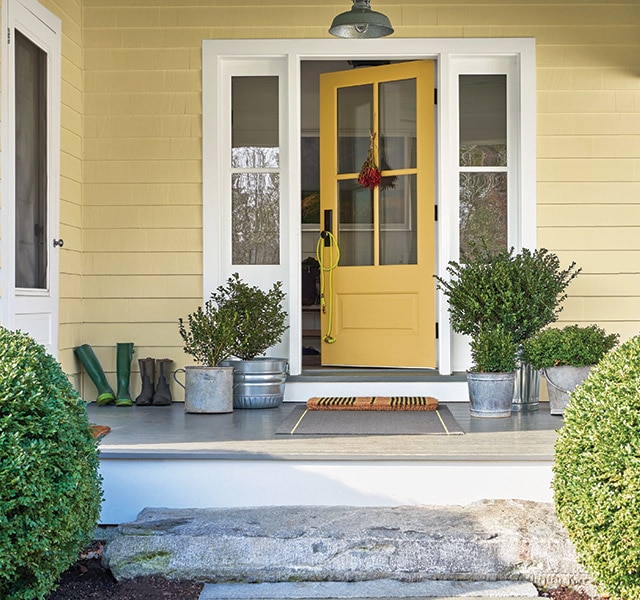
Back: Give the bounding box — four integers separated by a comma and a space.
202, 38, 537, 376
1, 0, 61, 356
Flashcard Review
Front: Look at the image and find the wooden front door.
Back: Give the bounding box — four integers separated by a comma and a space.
319, 60, 436, 368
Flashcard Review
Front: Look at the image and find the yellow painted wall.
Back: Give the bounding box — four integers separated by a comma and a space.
4, 1, 638, 398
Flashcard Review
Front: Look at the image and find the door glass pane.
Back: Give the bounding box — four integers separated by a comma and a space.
15, 30, 48, 290
232, 76, 279, 168
380, 175, 417, 265
232, 173, 280, 265
379, 79, 416, 170
459, 75, 507, 167
338, 180, 373, 266
337, 84, 372, 174
459, 74, 507, 259
231, 76, 280, 264
459, 172, 507, 259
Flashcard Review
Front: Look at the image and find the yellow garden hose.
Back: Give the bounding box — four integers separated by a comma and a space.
316, 231, 340, 344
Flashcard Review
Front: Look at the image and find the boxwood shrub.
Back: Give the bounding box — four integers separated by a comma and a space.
0, 327, 103, 600
554, 334, 640, 600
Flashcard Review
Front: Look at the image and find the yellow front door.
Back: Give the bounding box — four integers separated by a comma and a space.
319, 61, 436, 368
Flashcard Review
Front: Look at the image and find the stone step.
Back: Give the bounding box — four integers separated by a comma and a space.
103, 500, 593, 594
199, 580, 540, 599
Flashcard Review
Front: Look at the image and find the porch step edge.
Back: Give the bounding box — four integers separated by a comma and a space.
199, 579, 539, 599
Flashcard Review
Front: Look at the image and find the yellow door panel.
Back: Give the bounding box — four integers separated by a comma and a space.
319, 61, 435, 368
339, 293, 419, 332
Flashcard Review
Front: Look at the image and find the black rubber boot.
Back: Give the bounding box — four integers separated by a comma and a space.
135, 358, 155, 406
115, 342, 135, 407
74, 344, 116, 405
153, 358, 173, 406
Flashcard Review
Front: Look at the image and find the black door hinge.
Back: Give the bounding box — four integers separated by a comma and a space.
7, 28, 11, 44
434, 88, 437, 104
435, 322, 439, 339
434, 205, 438, 221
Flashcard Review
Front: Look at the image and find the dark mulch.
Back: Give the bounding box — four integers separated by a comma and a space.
45, 541, 203, 600
539, 586, 600, 600
45, 541, 599, 600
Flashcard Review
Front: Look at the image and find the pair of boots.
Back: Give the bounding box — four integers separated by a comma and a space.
74, 342, 135, 407
135, 358, 173, 406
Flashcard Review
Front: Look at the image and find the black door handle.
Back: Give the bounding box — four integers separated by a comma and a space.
322, 209, 333, 246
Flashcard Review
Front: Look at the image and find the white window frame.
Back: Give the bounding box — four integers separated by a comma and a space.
202, 38, 536, 376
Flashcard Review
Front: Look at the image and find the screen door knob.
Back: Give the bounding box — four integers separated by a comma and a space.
53, 239, 64, 248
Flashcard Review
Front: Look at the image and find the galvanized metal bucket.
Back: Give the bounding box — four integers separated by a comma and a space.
544, 365, 592, 416
173, 366, 234, 413
467, 371, 516, 418
512, 361, 540, 412
221, 357, 288, 409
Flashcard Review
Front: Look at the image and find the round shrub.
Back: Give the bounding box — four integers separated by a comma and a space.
0, 327, 103, 600
523, 324, 619, 369
553, 334, 640, 600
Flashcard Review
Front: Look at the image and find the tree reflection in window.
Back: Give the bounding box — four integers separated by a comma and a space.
459, 144, 507, 261
231, 147, 280, 265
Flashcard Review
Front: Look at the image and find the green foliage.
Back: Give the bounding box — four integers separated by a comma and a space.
214, 273, 288, 360
554, 335, 640, 600
0, 327, 102, 600
469, 323, 518, 373
435, 246, 580, 344
179, 273, 288, 364
522, 324, 619, 370
178, 297, 238, 366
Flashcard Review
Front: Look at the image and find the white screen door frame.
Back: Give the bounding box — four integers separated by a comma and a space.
1, 0, 61, 357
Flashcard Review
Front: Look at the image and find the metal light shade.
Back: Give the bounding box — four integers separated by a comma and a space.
329, 0, 394, 39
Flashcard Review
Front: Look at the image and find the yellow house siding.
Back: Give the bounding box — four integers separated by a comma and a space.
83, 6, 204, 399
74, 0, 639, 395
534, 0, 640, 342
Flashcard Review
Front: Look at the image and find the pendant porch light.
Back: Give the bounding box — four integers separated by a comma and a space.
329, 0, 394, 39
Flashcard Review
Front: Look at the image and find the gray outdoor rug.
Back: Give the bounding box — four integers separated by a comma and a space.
276, 405, 464, 436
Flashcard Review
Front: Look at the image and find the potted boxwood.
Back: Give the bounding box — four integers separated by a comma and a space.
522, 324, 619, 415
176, 292, 238, 413
435, 245, 580, 414
467, 324, 518, 417
217, 273, 289, 409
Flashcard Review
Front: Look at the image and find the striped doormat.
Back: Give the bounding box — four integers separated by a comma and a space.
276, 404, 464, 436
307, 396, 439, 411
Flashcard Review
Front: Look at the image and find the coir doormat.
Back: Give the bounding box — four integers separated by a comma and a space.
276, 404, 464, 436
307, 396, 439, 411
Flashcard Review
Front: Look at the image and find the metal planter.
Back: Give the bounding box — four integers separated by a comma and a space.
173, 366, 234, 414
221, 357, 288, 409
467, 371, 516, 418
512, 361, 540, 412
544, 365, 592, 416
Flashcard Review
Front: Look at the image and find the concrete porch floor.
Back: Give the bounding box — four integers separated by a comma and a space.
88, 401, 560, 460
87, 401, 563, 524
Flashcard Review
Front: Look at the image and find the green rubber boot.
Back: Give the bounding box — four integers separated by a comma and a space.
115, 342, 135, 407
74, 344, 116, 405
